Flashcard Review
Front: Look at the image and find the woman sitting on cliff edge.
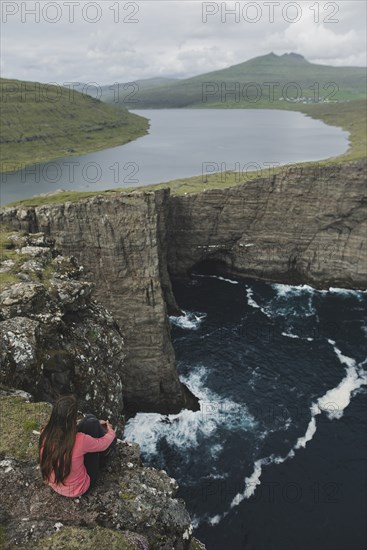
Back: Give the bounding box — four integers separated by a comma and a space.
39, 395, 117, 498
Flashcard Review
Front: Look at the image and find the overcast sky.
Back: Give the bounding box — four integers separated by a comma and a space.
1, 0, 366, 85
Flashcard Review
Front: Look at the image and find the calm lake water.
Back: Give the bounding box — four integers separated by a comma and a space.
1, 109, 349, 206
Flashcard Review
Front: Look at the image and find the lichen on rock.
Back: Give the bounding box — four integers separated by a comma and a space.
0, 227, 125, 425
33, 526, 148, 550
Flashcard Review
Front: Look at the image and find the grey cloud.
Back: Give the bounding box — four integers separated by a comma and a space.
1, 1, 365, 85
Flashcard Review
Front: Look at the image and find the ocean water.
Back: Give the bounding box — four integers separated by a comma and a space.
124, 273, 367, 550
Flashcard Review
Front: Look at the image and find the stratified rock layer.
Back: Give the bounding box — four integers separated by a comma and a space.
168, 160, 367, 288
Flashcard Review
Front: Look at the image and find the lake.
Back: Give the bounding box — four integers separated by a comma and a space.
0, 109, 349, 206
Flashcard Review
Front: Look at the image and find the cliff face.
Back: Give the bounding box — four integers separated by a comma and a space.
168, 160, 367, 288
1, 160, 366, 415
0, 192, 196, 415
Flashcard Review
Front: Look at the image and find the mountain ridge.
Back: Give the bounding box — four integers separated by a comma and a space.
102, 52, 366, 108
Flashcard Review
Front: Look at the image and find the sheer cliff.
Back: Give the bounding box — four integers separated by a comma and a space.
168, 160, 367, 288
0, 191, 195, 415
1, 159, 366, 415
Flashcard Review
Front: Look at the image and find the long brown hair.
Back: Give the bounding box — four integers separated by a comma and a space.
39, 395, 78, 484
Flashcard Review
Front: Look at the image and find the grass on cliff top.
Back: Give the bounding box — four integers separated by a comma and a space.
0, 78, 149, 171
0, 395, 51, 461
4, 99, 366, 208
35, 526, 144, 550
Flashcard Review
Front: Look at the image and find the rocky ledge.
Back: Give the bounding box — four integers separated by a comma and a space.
0, 390, 205, 550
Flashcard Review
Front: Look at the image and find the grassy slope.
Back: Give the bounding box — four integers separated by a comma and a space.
122, 53, 366, 108
0, 393, 51, 461
6, 98, 366, 208
0, 78, 149, 171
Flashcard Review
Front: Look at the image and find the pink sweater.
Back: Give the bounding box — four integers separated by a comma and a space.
45, 427, 116, 497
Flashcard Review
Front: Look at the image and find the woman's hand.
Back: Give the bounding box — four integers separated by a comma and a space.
100, 419, 113, 431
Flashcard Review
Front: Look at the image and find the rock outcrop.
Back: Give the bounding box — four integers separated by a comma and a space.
0, 390, 204, 550
0, 228, 124, 425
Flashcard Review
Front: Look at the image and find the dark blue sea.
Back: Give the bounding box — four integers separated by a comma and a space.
124, 271, 367, 550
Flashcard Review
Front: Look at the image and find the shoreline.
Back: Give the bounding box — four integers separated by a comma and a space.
3, 99, 366, 209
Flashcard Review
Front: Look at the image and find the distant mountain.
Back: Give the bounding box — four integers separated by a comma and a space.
106, 77, 178, 90
104, 52, 366, 109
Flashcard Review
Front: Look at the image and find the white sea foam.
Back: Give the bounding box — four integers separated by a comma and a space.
281, 332, 314, 342
124, 365, 256, 462
191, 516, 201, 529
262, 282, 367, 323
232, 458, 264, 504
169, 310, 207, 330
281, 331, 300, 339
194, 273, 239, 284
208, 515, 222, 526
272, 283, 316, 296
271, 283, 316, 318
324, 287, 367, 297
246, 281, 360, 321
282, 417, 292, 431
294, 416, 317, 449
272, 284, 366, 299
246, 282, 319, 320
210, 341, 367, 524
315, 340, 367, 419
208, 471, 229, 480
245, 286, 261, 309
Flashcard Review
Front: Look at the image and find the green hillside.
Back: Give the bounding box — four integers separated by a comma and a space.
0, 78, 149, 171
116, 53, 366, 108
